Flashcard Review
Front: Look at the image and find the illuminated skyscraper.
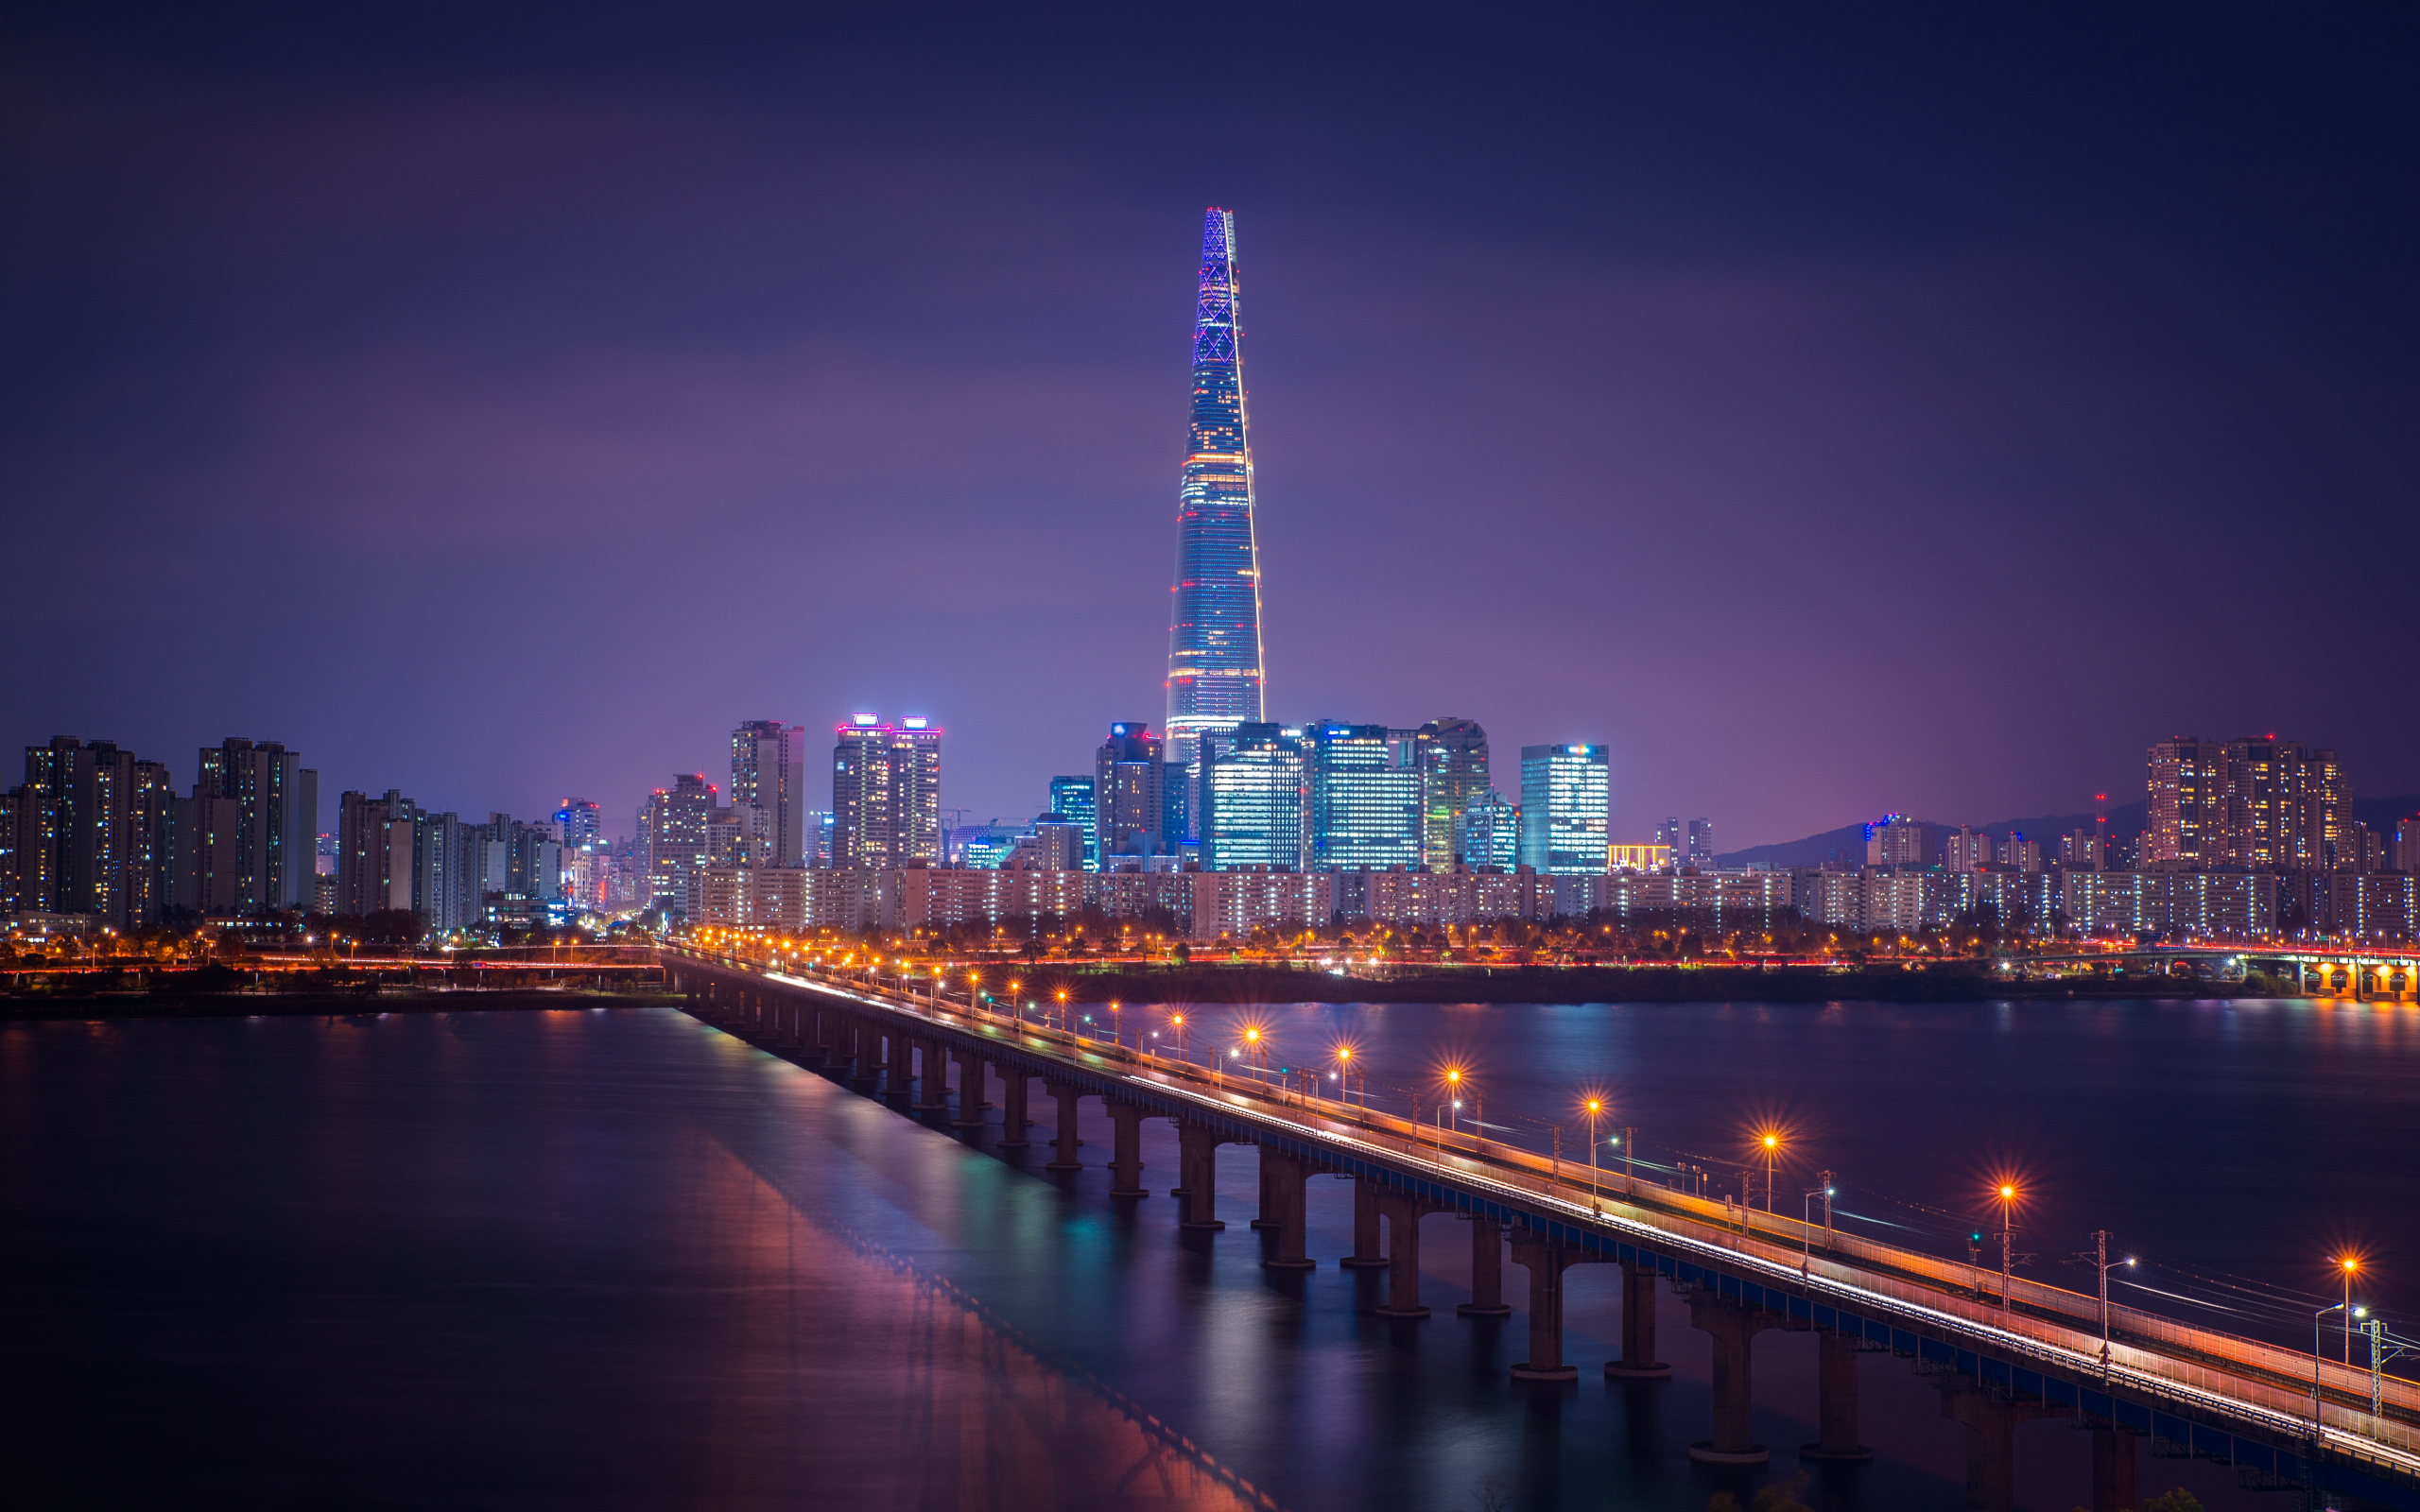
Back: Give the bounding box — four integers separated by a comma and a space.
1307, 722, 1422, 871
832, 715, 942, 870
1201, 725, 1308, 872
1165, 208, 1266, 765
1518, 744, 1609, 875
1414, 717, 1489, 868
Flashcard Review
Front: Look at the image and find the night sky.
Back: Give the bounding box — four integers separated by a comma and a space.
6, 5, 2412, 845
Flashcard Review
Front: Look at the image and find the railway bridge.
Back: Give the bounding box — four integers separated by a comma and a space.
663, 945, 2420, 1512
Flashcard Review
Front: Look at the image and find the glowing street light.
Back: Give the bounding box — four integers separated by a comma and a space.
1756, 1128, 1783, 1212
2340, 1256, 2363, 1366
1994, 1182, 2020, 1312
2316, 1299, 2369, 1431
1584, 1097, 1603, 1202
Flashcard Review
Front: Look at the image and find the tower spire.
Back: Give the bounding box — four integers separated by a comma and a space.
1165, 207, 1266, 766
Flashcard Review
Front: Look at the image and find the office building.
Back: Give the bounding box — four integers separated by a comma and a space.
1164, 208, 1267, 764
1518, 745, 1608, 874
1684, 817, 1716, 868
1459, 791, 1522, 871
1307, 722, 1423, 872
1414, 717, 1490, 868
1201, 724, 1309, 872
1046, 776, 1098, 870
555, 799, 602, 853
1096, 723, 1165, 862
831, 715, 942, 870
730, 720, 808, 867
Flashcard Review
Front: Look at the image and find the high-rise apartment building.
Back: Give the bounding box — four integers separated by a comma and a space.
1942, 826, 1988, 871
1457, 790, 1521, 872
1201, 724, 1308, 872
2145, 735, 2344, 870
1864, 815, 1927, 868
1654, 816, 1681, 855
1047, 776, 1098, 871
730, 720, 808, 867
6, 737, 178, 927
1306, 722, 1423, 871
1095, 723, 1165, 863
1518, 744, 1608, 874
1165, 209, 1266, 765
640, 774, 717, 905
185, 738, 317, 913
2143, 737, 2232, 868
1685, 817, 1716, 868
831, 715, 942, 871
1414, 717, 1489, 868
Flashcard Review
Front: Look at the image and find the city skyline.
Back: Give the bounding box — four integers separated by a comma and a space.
4, 9, 2412, 851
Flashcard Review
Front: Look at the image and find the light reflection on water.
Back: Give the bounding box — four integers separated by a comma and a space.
7, 1000, 2394, 1511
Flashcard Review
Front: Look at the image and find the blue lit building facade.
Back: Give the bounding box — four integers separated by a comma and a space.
1518, 744, 1609, 874
1456, 789, 1521, 871
1201, 724, 1306, 872
1165, 209, 1266, 765
1307, 722, 1424, 871
1046, 775, 1098, 871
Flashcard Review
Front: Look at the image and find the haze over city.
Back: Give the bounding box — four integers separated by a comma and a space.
6, 6, 2411, 847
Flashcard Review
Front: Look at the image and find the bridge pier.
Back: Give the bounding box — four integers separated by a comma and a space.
879, 1029, 905, 1098
996, 1066, 1032, 1147
1686, 1297, 1775, 1464
949, 1048, 987, 1128
1604, 1263, 1672, 1378
1374, 1190, 1443, 1317
1178, 1125, 1226, 1229
1106, 1100, 1148, 1194
1508, 1232, 1579, 1378
1340, 1176, 1388, 1267
1252, 1163, 1280, 1228
811, 1008, 834, 1068
910, 1037, 948, 1112
847, 1022, 878, 1089
1937, 1383, 2066, 1512
1459, 1215, 1511, 1316
1046, 1081, 1083, 1171
2090, 1426, 2138, 1512
1797, 1330, 1872, 1461
1259, 1151, 1315, 1269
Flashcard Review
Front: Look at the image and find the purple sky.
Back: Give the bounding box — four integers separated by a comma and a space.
5, 6, 2413, 846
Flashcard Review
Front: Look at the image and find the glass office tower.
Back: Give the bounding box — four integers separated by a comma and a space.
1201, 724, 1307, 871
1308, 722, 1423, 871
1518, 744, 1609, 874
1165, 209, 1266, 765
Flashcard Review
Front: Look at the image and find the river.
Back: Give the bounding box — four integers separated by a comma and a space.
5, 997, 2411, 1510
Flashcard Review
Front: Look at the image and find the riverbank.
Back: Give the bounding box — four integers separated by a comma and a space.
1031, 962, 2266, 1005
0, 988, 682, 1022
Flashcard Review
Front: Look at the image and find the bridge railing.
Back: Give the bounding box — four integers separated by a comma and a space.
672, 946, 2420, 1461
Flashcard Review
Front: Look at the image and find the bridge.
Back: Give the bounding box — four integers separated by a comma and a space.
2018, 943, 2420, 1001
661, 944, 2420, 1512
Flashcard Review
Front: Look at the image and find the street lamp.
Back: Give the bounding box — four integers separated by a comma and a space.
1995, 1183, 2019, 1312
1802, 1177, 1835, 1275
2079, 1231, 2135, 1368
1584, 1098, 1603, 1202
1443, 1068, 1463, 1144
2316, 1301, 2368, 1434
1170, 1012, 1187, 1064
1055, 988, 1069, 1032
1108, 1001, 1120, 1048
1243, 1024, 1263, 1078
1334, 1044, 1357, 1106
1758, 1129, 1782, 1212
2340, 1257, 2362, 1365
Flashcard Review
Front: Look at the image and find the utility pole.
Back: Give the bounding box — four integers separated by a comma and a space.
1551, 1125, 1561, 1181
1821, 1169, 1835, 1249
1626, 1125, 1636, 1196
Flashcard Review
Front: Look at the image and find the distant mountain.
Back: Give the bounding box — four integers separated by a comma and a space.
1715, 795, 2419, 870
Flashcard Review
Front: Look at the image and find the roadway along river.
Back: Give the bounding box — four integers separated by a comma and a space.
5, 996, 2411, 1510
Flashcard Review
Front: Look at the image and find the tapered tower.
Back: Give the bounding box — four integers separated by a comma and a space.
1165, 208, 1266, 765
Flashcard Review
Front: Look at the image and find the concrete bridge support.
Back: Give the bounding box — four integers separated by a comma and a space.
1687, 1298, 1776, 1464
1106, 1100, 1148, 1195
2090, 1427, 2138, 1512
1797, 1331, 1872, 1461
1178, 1125, 1227, 1229
1046, 1081, 1084, 1171
1252, 1163, 1280, 1229
1508, 1233, 1580, 1379
911, 1037, 948, 1112
1259, 1151, 1315, 1269
949, 1049, 987, 1129
1459, 1216, 1511, 1316
847, 1024, 878, 1089
811, 1008, 834, 1068
1936, 1384, 2066, 1512
1340, 1177, 1387, 1268
1605, 1263, 1671, 1378
996, 1067, 1032, 1148
879, 1029, 904, 1098
1374, 1191, 1446, 1317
